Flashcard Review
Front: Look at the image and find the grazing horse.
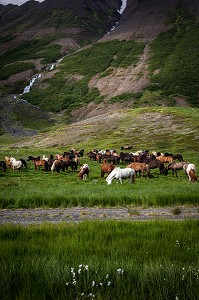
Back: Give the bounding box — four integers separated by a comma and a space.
101, 163, 115, 178
27, 155, 40, 161
183, 163, 197, 182
157, 155, 173, 163
51, 159, 77, 173
10, 157, 22, 171
4, 156, 12, 168
0, 161, 6, 172
164, 161, 187, 177
127, 162, 150, 178
164, 152, 184, 162
106, 167, 135, 185
140, 158, 165, 175
19, 158, 27, 169
121, 145, 132, 150
33, 159, 48, 171
172, 154, 184, 162
78, 164, 90, 180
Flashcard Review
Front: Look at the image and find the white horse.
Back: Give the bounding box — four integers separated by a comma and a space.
106, 167, 135, 185
183, 163, 197, 181
42, 155, 49, 162
10, 157, 22, 171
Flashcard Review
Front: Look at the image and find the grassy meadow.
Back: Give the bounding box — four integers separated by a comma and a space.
0, 145, 199, 209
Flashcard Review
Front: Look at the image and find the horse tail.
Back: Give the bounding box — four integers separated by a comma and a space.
51, 160, 57, 172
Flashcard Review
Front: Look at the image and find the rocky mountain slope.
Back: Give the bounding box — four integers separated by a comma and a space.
0, 0, 199, 141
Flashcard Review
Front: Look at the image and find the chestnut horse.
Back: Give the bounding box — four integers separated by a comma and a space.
33, 159, 48, 171
183, 163, 197, 182
78, 164, 90, 180
127, 162, 150, 178
4, 156, 12, 168
157, 155, 173, 163
101, 163, 115, 178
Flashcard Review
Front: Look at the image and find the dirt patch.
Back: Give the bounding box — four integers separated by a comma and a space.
88, 45, 150, 99
0, 206, 198, 225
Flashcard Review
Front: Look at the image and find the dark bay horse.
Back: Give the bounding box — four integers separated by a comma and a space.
51, 159, 77, 173
0, 161, 6, 172
140, 157, 165, 175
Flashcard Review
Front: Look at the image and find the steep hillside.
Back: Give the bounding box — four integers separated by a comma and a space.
0, 0, 199, 141
0, 0, 121, 94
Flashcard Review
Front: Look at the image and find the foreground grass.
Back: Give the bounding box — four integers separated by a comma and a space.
0, 220, 198, 299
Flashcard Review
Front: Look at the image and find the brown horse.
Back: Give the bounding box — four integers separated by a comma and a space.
127, 162, 150, 178
101, 163, 115, 178
164, 162, 187, 177
188, 169, 198, 182
157, 155, 173, 163
78, 164, 90, 180
33, 159, 48, 171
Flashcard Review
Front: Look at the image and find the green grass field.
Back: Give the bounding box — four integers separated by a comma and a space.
0, 146, 198, 209
0, 220, 198, 299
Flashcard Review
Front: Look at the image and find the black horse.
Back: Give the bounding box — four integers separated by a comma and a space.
19, 158, 27, 169
0, 161, 6, 172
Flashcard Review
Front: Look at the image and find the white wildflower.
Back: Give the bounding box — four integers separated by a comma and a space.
117, 268, 124, 275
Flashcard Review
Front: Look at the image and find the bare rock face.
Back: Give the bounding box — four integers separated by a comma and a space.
101, 0, 199, 42
89, 45, 150, 99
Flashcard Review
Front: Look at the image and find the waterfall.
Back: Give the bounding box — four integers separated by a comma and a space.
118, 0, 127, 14
22, 74, 42, 94
106, 0, 127, 34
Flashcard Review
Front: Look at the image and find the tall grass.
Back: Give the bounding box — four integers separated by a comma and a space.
0, 220, 198, 299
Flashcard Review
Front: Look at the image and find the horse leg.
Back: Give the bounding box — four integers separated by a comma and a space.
130, 174, 135, 183
101, 170, 105, 178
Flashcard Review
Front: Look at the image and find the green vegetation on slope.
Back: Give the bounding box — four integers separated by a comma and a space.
148, 11, 199, 106
0, 62, 35, 80
21, 40, 145, 113
0, 36, 62, 68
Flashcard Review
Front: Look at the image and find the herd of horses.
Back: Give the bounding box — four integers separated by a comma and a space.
0, 148, 197, 183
